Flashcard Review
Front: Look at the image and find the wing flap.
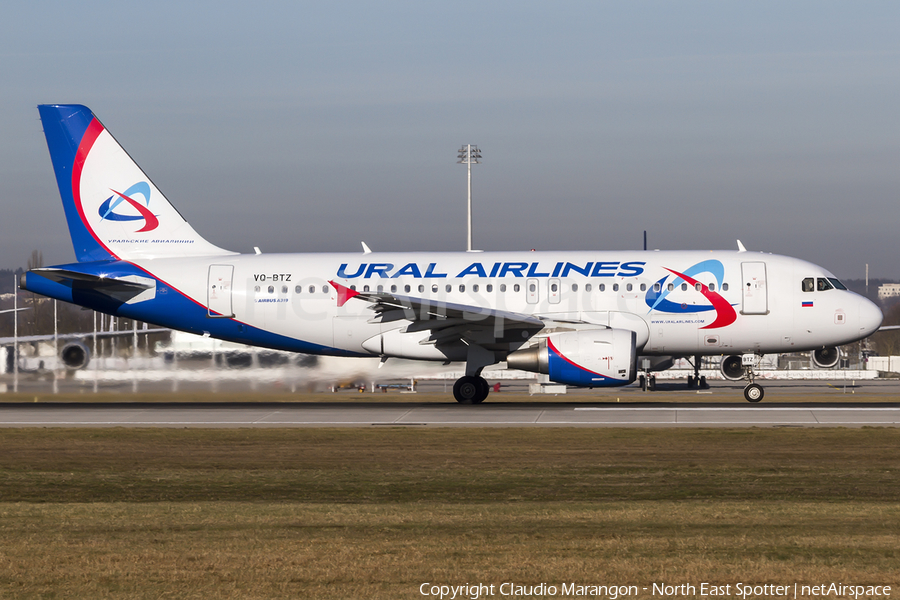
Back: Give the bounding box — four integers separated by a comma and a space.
329, 280, 543, 329
329, 280, 545, 353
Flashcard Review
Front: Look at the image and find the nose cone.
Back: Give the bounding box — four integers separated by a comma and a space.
859, 296, 883, 338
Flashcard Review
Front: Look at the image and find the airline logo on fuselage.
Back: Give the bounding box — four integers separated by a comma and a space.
336, 261, 646, 279
645, 259, 737, 329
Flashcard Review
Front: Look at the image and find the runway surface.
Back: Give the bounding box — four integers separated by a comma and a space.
2, 401, 900, 428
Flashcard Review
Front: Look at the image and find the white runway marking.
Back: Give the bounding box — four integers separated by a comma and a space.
1, 404, 899, 427
573, 407, 900, 411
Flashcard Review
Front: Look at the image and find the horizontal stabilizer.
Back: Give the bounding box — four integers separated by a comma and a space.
33, 267, 153, 289
30, 268, 157, 304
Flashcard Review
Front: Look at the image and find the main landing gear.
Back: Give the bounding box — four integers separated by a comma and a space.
637, 358, 656, 392
453, 375, 490, 404
686, 355, 709, 390
453, 345, 495, 404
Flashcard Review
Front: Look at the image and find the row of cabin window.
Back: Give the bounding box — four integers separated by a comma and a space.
253, 281, 731, 296
255, 285, 331, 294
347, 281, 728, 294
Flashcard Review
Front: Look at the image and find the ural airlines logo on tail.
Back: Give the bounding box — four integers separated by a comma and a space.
97, 182, 159, 232
645, 259, 737, 329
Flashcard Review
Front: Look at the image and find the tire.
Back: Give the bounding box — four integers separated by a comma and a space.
474, 377, 490, 404
453, 376, 488, 404
744, 383, 764, 403
699, 376, 709, 390
687, 375, 695, 389
648, 375, 657, 391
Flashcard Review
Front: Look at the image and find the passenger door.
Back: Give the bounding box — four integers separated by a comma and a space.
740, 262, 768, 315
207, 264, 234, 318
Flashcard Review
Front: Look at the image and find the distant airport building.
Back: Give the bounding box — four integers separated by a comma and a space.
878, 283, 900, 301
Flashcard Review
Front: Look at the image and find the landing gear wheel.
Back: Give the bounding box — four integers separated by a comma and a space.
699, 376, 709, 390
639, 375, 647, 391
687, 375, 696, 389
648, 375, 657, 391
475, 377, 490, 403
744, 383, 764, 403
453, 376, 489, 404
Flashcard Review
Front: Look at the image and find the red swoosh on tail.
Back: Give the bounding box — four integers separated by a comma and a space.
110, 189, 159, 232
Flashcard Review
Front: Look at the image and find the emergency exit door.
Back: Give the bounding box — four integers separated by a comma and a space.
526, 278, 539, 304
740, 262, 768, 315
207, 264, 234, 318
548, 278, 561, 304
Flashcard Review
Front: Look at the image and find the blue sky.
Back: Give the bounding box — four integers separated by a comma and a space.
1, 1, 898, 278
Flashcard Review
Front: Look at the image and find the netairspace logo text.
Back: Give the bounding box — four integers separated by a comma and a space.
418, 582, 893, 599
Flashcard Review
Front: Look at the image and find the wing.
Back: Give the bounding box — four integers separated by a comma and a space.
329, 280, 545, 349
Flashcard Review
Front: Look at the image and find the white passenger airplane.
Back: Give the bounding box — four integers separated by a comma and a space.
20, 104, 882, 402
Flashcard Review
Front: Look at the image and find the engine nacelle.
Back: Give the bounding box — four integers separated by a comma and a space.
506, 328, 636, 387
811, 346, 840, 369
60, 341, 90, 370
720, 355, 744, 380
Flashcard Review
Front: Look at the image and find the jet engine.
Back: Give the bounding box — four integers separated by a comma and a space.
720, 355, 744, 381
811, 346, 840, 369
506, 328, 636, 387
60, 341, 90, 370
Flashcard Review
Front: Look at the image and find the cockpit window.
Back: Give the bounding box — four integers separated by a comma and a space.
802, 278, 814, 292
816, 278, 834, 291
828, 278, 847, 290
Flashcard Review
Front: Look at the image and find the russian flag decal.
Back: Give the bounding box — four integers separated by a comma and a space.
802, 301, 814, 308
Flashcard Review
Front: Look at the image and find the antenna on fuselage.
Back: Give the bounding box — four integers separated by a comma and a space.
643, 231, 647, 251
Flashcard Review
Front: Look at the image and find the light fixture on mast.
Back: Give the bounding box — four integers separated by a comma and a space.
457, 144, 481, 252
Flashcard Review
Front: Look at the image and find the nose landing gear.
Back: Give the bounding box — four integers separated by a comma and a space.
721, 353, 766, 401
741, 354, 764, 402
744, 382, 764, 402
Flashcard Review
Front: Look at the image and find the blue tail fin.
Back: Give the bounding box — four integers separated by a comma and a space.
38, 104, 234, 262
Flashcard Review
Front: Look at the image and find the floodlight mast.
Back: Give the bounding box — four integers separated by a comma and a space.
457, 144, 481, 252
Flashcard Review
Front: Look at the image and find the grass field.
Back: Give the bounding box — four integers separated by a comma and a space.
1, 428, 898, 598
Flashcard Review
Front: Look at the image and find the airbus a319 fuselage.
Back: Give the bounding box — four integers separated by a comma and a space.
21, 105, 882, 403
